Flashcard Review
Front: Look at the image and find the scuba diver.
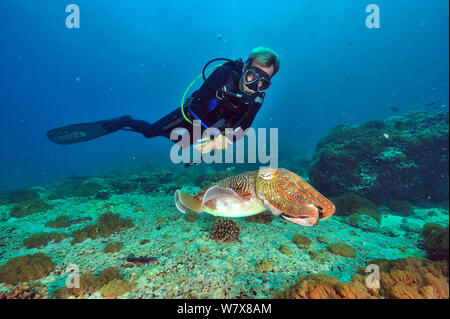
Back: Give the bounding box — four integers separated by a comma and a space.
47, 47, 280, 155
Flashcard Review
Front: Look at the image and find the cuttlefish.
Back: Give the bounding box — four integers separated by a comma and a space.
174, 168, 335, 226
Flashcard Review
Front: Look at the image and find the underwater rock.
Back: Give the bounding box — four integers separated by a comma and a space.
5, 189, 40, 204
56, 267, 125, 298
274, 257, 449, 299
45, 215, 72, 228
326, 243, 356, 258
309, 111, 449, 203
103, 242, 124, 253
9, 198, 53, 218
421, 223, 449, 261
70, 212, 134, 245
292, 234, 312, 249
245, 211, 274, 224
0, 282, 48, 299
386, 199, 414, 216
184, 212, 199, 223
210, 218, 240, 243
348, 214, 379, 232
256, 259, 275, 273
329, 193, 379, 219
48, 180, 103, 199
277, 244, 293, 256
0, 253, 55, 285
95, 191, 111, 200
100, 279, 133, 298
23, 232, 69, 249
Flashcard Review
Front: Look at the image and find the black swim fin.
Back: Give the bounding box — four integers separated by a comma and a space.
46, 115, 133, 145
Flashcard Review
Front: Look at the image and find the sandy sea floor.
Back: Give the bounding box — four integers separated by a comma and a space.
0, 171, 448, 299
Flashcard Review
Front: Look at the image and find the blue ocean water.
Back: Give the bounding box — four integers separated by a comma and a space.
0, 1, 449, 301
0, 0, 448, 190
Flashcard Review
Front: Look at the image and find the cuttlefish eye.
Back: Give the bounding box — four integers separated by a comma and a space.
258, 168, 276, 180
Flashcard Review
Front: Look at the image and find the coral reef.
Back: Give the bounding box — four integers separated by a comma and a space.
23, 232, 69, 249
421, 223, 449, 261
210, 218, 240, 242
48, 180, 103, 199
95, 191, 111, 200
348, 214, 379, 232
330, 193, 380, 220
0, 253, 55, 284
9, 198, 53, 218
386, 200, 414, 216
292, 234, 312, 249
277, 244, 293, 256
256, 260, 275, 273
5, 189, 40, 204
100, 279, 133, 298
327, 243, 356, 258
275, 257, 449, 299
245, 211, 274, 224
45, 215, 72, 228
103, 242, 124, 253
309, 111, 449, 203
56, 267, 125, 298
0, 282, 48, 299
70, 212, 134, 245
184, 212, 199, 223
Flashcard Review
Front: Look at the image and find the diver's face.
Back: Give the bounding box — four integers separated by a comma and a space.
240, 61, 274, 94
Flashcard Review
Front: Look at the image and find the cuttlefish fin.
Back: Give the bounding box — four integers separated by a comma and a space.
174, 190, 203, 213
202, 186, 244, 208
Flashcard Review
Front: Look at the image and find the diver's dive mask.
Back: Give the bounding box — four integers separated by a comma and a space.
242, 65, 271, 93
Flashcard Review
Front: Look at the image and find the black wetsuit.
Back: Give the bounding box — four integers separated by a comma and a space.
130, 59, 265, 145
47, 59, 265, 147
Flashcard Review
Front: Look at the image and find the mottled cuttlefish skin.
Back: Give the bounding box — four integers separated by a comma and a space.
174, 168, 335, 226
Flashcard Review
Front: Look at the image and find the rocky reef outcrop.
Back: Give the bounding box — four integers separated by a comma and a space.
308, 111, 449, 203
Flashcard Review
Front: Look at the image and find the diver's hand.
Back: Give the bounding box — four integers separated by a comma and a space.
194, 135, 232, 154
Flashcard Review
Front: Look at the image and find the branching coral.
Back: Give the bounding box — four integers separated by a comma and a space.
274, 257, 449, 299
210, 218, 240, 242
